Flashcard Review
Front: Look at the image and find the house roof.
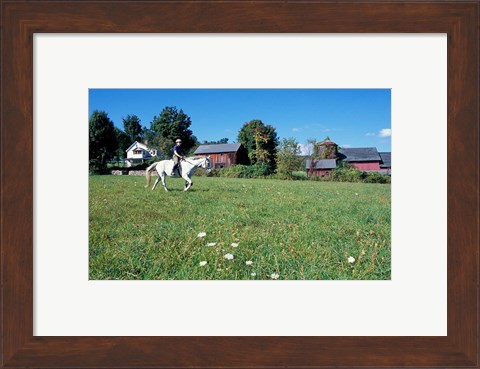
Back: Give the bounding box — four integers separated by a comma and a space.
194, 143, 242, 154
126, 141, 154, 153
305, 159, 337, 170
126, 141, 159, 155
126, 141, 142, 152
338, 147, 381, 162
379, 152, 391, 168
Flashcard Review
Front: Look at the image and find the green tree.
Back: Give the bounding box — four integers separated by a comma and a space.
114, 127, 130, 159
275, 137, 302, 177
237, 119, 278, 168
202, 138, 229, 145
122, 114, 143, 143
89, 110, 118, 173
149, 106, 196, 155
306, 138, 319, 177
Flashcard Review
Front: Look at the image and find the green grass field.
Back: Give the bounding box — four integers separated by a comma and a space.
89, 175, 391, 280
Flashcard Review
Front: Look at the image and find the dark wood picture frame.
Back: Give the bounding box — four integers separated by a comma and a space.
1, 1, 478, 368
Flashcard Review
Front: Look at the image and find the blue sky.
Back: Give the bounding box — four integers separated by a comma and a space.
89, 89, 391, 152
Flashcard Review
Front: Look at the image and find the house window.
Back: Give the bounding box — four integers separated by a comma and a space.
220, 153, 224, 156
134, 150, 142, 155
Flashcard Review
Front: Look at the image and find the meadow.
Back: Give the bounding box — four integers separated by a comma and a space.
89, 175, 391, 280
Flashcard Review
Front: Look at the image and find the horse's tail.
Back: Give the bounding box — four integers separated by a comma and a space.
145, 162, 157, 188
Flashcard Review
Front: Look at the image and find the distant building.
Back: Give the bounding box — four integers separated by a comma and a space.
305, 159, 337, 176
378, 152, 391, 174
194, 143, 248, 169
337, 147, 382, 171
306, 140, 391, 176
125, 141, 159, 167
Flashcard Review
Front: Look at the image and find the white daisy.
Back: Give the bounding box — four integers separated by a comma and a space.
251, 272, 257, 277
271, 273, 279, 280
197, 232, 206, 238
207, 242, 217, 247
348, 256, 356, 263
245, 260, 253, 266
224, 253, 234, 260
231, 242, 239, 247
199, 261, 207, 266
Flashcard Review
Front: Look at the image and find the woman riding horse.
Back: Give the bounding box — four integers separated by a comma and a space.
145, 154, 211, 192
171, 138, 185, 176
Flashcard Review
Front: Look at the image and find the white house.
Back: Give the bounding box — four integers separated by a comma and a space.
125, 141, 159, 166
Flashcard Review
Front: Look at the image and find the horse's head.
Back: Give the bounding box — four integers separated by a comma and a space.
203, 155, 211, 173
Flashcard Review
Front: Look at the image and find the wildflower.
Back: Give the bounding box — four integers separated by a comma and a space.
197, 232, 206, 238
224, 253, 234, 260
207, 242, 217, 247
355, 193, 358, 196
199, 261, 207, 266
369, 230, 375, 235
246, 260, 253, 266
271, 273, 279, 280
348, 256, 355, 263
231, 242, 239, 247
251, 272, 257, 277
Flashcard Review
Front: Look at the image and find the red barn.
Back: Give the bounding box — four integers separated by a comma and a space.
306, 159, 337, 176
338, 147, 382, 171
194, 143, 248, 169
306, 141, 391, 176
378, 152, 391, 175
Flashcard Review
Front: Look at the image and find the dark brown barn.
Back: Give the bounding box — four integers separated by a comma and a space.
194, 143, 248, 169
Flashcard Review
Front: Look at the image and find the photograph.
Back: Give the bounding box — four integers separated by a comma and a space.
89, 89, 391, 280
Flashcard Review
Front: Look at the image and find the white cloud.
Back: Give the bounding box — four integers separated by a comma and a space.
365, 132, 376, 136
340, 144, 352, 148
297, 143, 313, 156
379, 128, 392, 137
292, 128, 300, 132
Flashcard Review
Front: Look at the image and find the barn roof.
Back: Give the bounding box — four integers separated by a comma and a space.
194, 143, 242, 154
319, 140, 337, 146
305, 159, 337, 169
338, 147, 381, 162
379, 152, 391, 168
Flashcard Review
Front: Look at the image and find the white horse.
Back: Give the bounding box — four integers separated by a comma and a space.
145, 156, 211, 192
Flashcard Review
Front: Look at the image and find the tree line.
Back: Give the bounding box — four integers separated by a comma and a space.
89, 106, 303, 176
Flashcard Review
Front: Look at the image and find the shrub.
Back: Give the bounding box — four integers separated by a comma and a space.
218, 164, 272, 178
195, 168, 218, 177
364, 172, 391, 184
329, 167, 366, 182
89, 159, 106, 175
218, 165, 244, 178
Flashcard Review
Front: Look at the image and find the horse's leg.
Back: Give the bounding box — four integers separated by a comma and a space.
151, 174, 161, 191
161, 173, 169, 192
182, 174, 192, 192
